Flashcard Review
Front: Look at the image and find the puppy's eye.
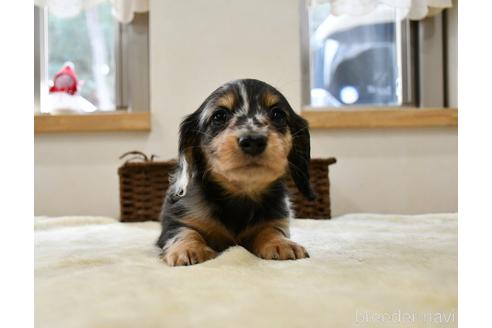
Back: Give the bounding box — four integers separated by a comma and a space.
270, 107, 286, 123
211, 109, 230, 125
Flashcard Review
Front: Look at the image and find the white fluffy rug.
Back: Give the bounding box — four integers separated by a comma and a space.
35, 214, 457, 328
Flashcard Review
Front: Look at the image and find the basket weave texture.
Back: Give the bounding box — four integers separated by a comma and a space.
118, 151, 336, 222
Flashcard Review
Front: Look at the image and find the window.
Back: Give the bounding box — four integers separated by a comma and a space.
303, 2, 449, 110
48, 3, 116, 111
34, 3, 149, 115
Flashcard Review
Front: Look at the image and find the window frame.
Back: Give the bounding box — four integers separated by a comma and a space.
34, 4, 151, 133
34, 5, 48, 115
115, 12, 150, 112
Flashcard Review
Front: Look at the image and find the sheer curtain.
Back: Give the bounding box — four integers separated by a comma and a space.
307, 0, 453, 20
34, 0, 149, 23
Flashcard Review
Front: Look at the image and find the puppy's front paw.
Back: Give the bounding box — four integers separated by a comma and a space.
255, 239, 309, 260
162, 244, 217, 266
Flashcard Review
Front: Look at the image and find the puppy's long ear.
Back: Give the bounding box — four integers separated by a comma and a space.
171, 111, 201, 197
288, 114, 316, 201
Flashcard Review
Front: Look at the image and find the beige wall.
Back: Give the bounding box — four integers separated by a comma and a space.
34, 0, 457, 217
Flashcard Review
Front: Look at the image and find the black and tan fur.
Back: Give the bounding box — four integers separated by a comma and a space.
157, 79, 315, 266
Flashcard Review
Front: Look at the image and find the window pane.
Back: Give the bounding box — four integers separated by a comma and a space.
309, 4, 401, 108
47, 3, 116, 112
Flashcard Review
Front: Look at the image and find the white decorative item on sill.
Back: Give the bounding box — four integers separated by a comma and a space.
33, 0, 149, 24
48, 93, 97, 114
307, 0, 452, 20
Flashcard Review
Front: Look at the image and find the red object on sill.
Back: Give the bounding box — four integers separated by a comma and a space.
49, 64, 79, 95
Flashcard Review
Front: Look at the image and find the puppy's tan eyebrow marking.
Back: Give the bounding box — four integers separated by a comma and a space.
263, 91, 280, 108
215, 91, 236, 110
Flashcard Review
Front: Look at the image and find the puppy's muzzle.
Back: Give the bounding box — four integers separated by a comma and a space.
238, 134, 267, 156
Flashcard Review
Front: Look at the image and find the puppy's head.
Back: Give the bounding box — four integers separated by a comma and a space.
173, 79, 315, 200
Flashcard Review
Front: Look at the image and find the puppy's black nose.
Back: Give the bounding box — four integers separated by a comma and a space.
238, 135, 267, 156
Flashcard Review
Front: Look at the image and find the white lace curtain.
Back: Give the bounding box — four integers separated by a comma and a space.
34, 0, 149, 24
307, 0, 453, 20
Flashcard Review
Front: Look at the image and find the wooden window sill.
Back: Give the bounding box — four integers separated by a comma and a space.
301, 107, 458, 129
34, 112, 151, 133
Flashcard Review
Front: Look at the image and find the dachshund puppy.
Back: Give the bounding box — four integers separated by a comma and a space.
157, 79, 315, 266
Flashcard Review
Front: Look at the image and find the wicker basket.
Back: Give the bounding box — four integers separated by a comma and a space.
285, 158, 337, 219
118, 151, 336, 222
